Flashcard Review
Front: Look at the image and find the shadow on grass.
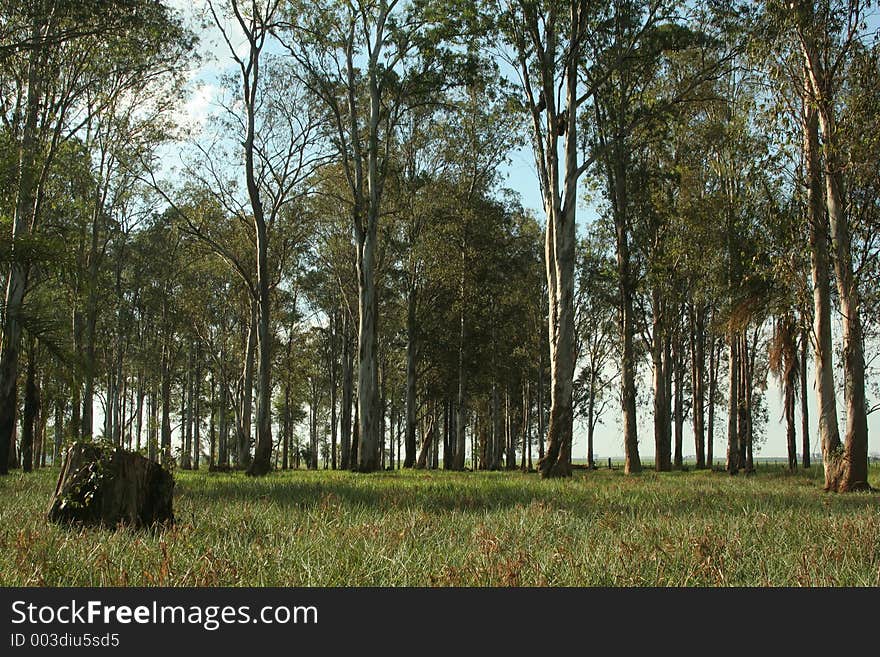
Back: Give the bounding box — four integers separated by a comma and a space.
177, 468, 880, 519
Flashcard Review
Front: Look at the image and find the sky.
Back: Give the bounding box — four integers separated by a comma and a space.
157, 0, 880, 461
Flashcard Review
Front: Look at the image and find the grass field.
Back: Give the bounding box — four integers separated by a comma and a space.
1, 465, 878, 586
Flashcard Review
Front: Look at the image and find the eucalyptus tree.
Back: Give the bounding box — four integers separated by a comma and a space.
842, 41, 880, 434
762, 0, 873, 490
796, 0, 870, 491
276, 0, 464, 471
492, 0, 600, 477
385, 62, 522, 471
186, 0, 326, 476
760, 5, 838, 483
307, 179, 359, 469
0, 0, 192, 473
573, 229, 618, 469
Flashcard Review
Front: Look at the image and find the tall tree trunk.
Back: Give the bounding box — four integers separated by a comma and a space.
237, 302, 255, 470
726, 331, 740, 475
81, 190, 103, 442
309, 377, 318, 470
800, 324, 810, 468
193, 347, 201, 470
707, 336, 718, 470
147, 385, 156, 462
690, 305, 706, 468
401, 405, 406, 469
652, 292, 670, 472
282, 382, 290, 470
350, 403, 359, 471
53, 395, 65, 465
443, 398, 452, 470
803, 83, 842, 487
586, 368, 596, 469
673, 333, 684, 470
537, 346, 544, 462
816, 108, 868, 490
217, 360, 228, 468
415, 402, 434, 469
21, 341, 37, 473
105, 366, 114, 442
179, 370, 187, 467
134, 332, 146, 450
491, 384, 502, 470
742, 332, 755, 473
381, 362, 387, 469
404, 286, 417, 468
786, 370, 797, 471
248, 257, 273, 475
208, 372, 216, 469
355, 223, 380, 471
70, 357, 81, 445
799, 18, 867, 490
453, 298, 467, 470
505, 387, 516, 469
617, 196, 640, 474
538, 37, 578, 480
340, 311, 353, 470
330, 313, 338, 470
160, 340, 172, 466
521, 380, 530, 472
0, 19, 43, 474
182, 347, 193, 470
431, 408, 439, 469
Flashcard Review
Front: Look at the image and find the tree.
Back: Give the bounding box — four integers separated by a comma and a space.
0, 0, 192, 473
573, 230, 618, 469
495, 0, 602, 477
278, 0, 462, 471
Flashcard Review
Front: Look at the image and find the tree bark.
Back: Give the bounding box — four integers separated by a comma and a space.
54, 395, 65, 465
236, 302, 255, 469
181, 347, 193, 470
726, 331, 740, 475
690, 305, 706, 468
48, 443, 174, 529
340, 310, 353, 470
355, 221, 380, 472
489, 384, 501, 470
800, 324, 810, 468
707, 336, 718, 470
282, 381, 290, 470
247, 239, 273, 475
537, 19, 579, 479
209, 372, 216, 469
616, 179, 641, 475
404, 286, 418, 468
453, 296, 467, 470
816, 105, 869, 490
160, 340, 172, 467
673, 332, 684, 470
415, 402, 435, 469
537, 344, 544, 462
22, 342, 37, 473
652, 292, 670, 472
521, 380, 530, 471
193, 347, 201, 470
0, 16, 43, 474
799, 7, 868, 491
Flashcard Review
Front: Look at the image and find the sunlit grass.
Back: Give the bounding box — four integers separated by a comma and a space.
0, 464, 878, 586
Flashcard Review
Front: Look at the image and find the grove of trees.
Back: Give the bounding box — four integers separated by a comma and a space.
1, 0, 878, 492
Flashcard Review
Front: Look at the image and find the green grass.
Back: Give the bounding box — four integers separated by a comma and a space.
1, 465, 879, 586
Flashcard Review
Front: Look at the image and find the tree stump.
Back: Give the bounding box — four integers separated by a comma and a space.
47, 443, 174, 529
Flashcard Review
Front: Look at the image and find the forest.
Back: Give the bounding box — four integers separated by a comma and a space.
0, 0, 879, 588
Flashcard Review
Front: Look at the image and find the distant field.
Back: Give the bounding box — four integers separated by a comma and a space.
1, 465, 878, 586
